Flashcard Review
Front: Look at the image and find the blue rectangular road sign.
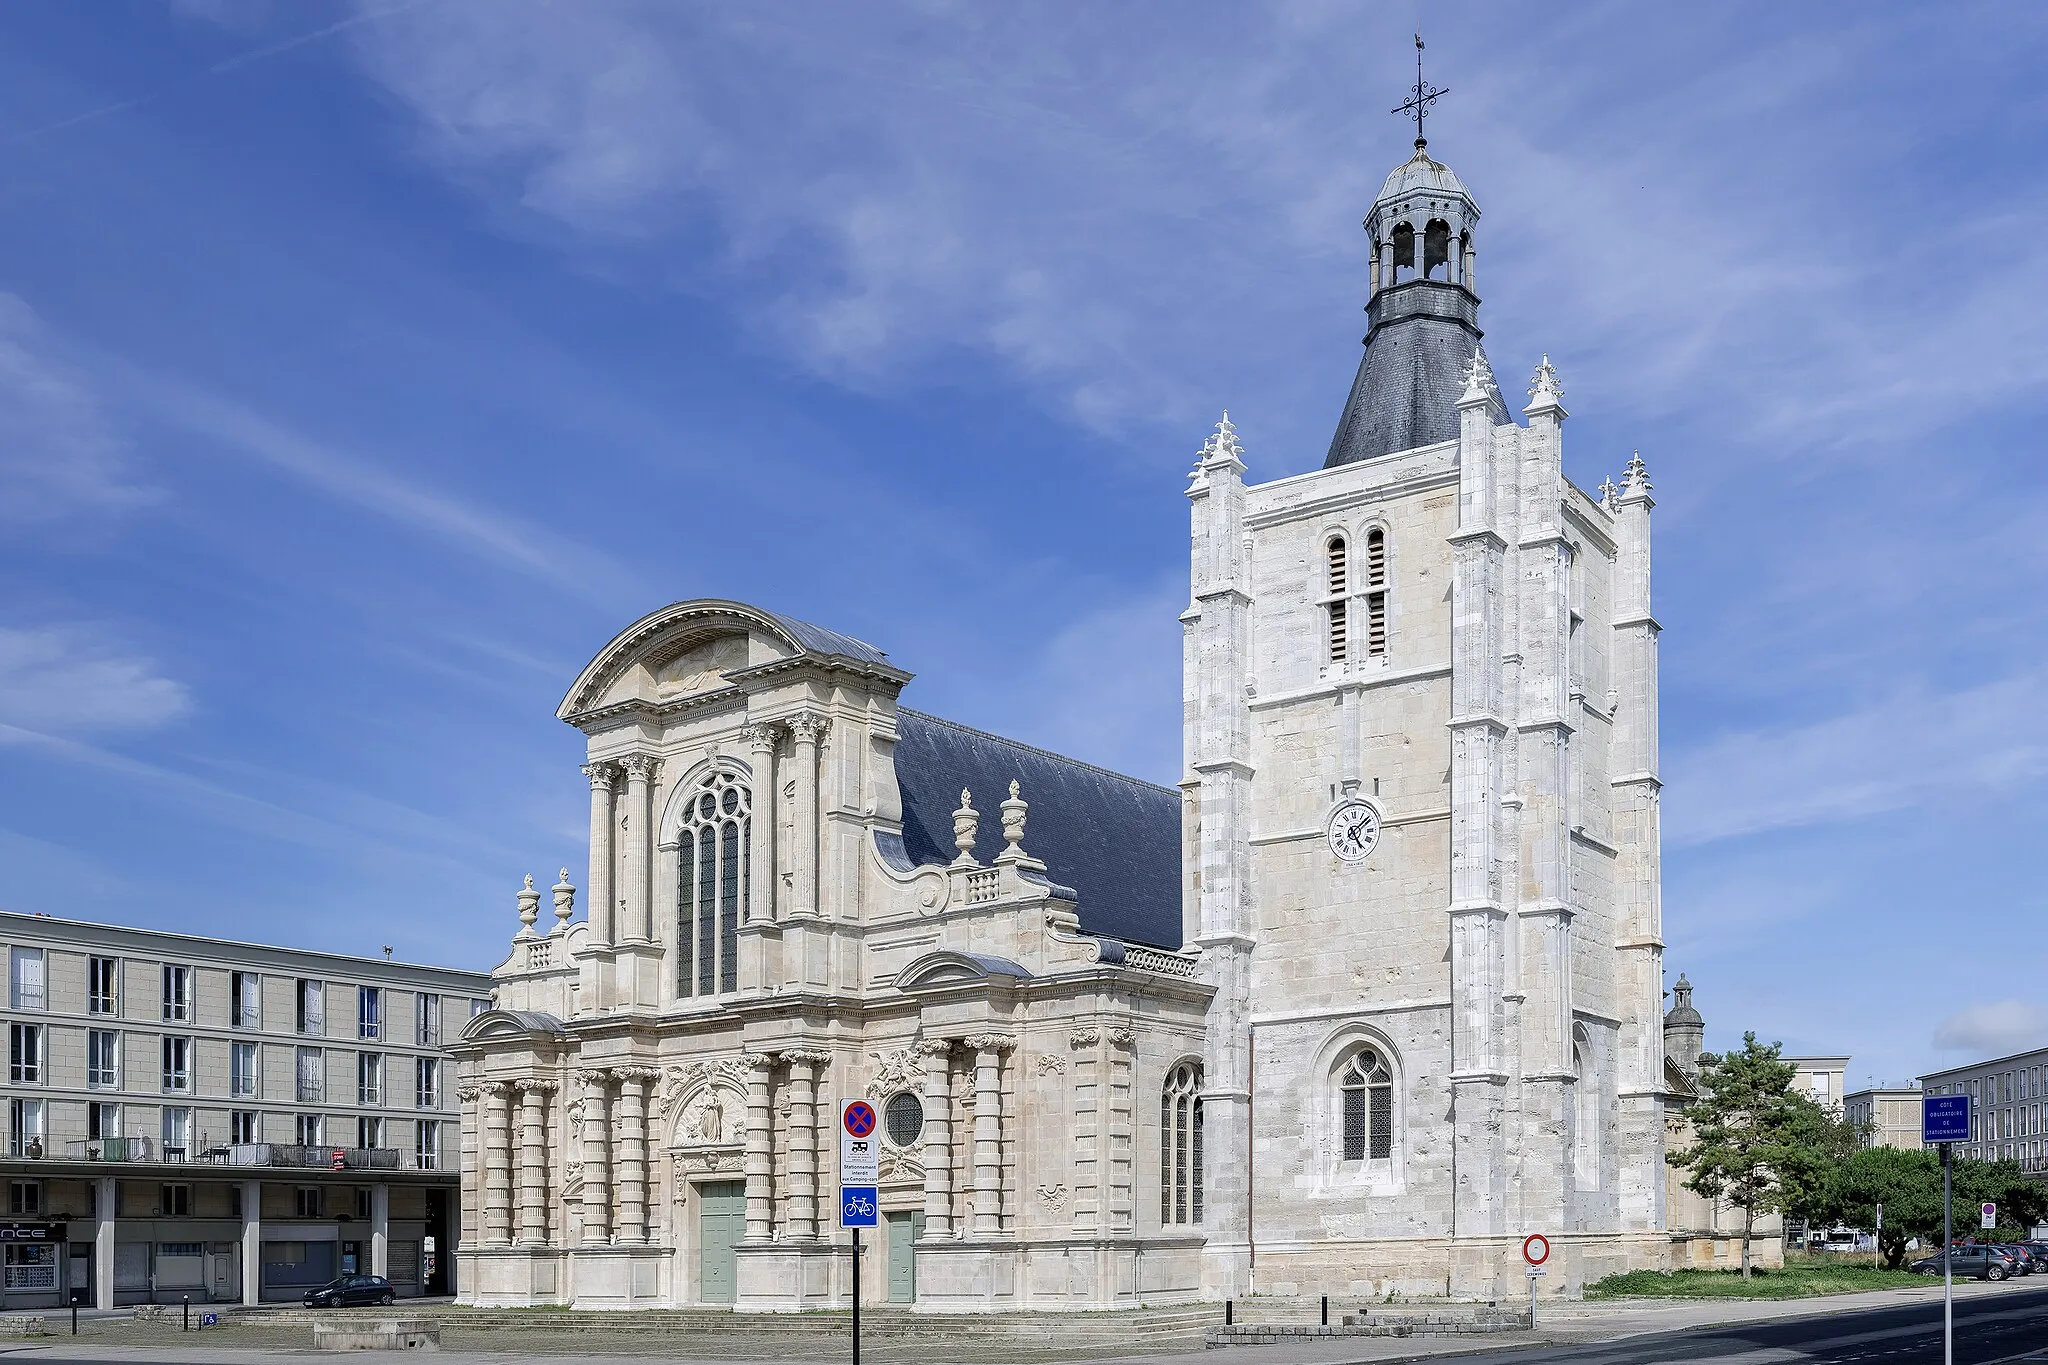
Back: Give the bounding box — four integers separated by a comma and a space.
1923, 1093, 1971, 1143
840, 1185, 877, 1228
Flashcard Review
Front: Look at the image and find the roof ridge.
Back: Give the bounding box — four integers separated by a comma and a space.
898, 709, 1179, 797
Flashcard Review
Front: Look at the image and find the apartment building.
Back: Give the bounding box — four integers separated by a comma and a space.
1842, 1085, 1924, 1151
1921, 1046, 2048, 1171
1, 911, 491, 1309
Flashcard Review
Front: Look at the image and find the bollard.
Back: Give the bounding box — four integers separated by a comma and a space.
72, 1302, 78, 1335
1225, 1300, 1233, 1326
1321, 1295, 1328, 1326
182, 1295, 189, 1332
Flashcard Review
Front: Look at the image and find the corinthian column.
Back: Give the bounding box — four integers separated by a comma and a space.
622, 756, 658, 942
584, 763, 618, 945
615, 1067, 656, 1244
743, 1053, 775, 1241
742, 725, 778, 923
515, 1080, 555, 1244
786, 715, 827, 918
784, 1049, 828, 1240
481, 1081, 513, 1246
578, 1070, 613, 1245
966, 1036, 1013, 1237
916, 1039, 955, 1237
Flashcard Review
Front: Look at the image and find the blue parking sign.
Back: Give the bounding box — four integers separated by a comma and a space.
1922, 1093, 1970, 1144
840, 1185, 878, 1228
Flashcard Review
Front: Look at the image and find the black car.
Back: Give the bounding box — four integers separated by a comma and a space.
302, 1274, 397, 1307
1910, 1246, 2020, 1281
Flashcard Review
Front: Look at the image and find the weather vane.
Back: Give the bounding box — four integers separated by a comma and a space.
1392, 32, 1448, 149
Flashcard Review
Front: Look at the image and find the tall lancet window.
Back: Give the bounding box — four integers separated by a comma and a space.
1160, 1062, 1203, 1225
1340, 1048, 1394, 1161
676, 770, 750, 997
1325, 536, 1349, 663
1364, 528, 1388, 657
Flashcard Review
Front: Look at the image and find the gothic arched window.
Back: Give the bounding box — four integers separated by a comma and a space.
676, 770, 750, 998
1325, 536, 1349, 664
1161, 1062, 1203, 1225
1339, 1048, 1394, 1162
1364, 528, 1388, 658
1573, 1037, 1600, 1190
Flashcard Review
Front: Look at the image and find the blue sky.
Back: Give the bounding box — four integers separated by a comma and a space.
1, 1, 2044, 1090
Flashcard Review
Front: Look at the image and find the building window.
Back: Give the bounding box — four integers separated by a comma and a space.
160, 1106, 191, 1158
1325, 535, 1349, 663
295, 980, 325, 1035
358, 1115, 384, 1149
358, 1053, 384, 1106
675, 769, 750, 998
1339, 1048, 1395, 1162
6, 1099, 45, 1158
416, 1121, 440, 1171
8, 1180, 40, 1215
296, 1114, 324, 1148
1160, 1062, 1203, 1226
357, 987, 382, 1041
415, 994, 441, 1047
1573, 1040, 1600, 1190
1364, 528, 1388, 657
161, 1036, 192, 1093
883, 1092, 924, 1148
88, 1030, 120, 1089
231, 1041, 259, 1097
159, 964, 190, 1022
3, 1241, 55, 1289
8, 1023, 42, 1084
231, 971, 261, 1029
415, 1057, 440, 1110
8, 948, 45, 1011
161, 1184, 192, 1216
469, 997, 490, 1019
295, 1186, 322, 1218
87, 956, 118, 1015
89, 1103, 120, 1141
296, 1047, 324, 1103
356, 1188, 373, 1220
230, 1110, 258, 1145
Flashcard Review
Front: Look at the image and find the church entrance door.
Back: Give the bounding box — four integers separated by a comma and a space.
884, 1211, 922, 1304
697, 1181, 744, 1304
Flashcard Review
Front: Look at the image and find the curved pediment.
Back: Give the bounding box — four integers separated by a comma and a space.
558, 599, 908, 722
461, 1008, 568, 1044
892, 949, 1033, 993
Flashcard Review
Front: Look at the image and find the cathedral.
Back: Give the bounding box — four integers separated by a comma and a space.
453, 128, 1673, 1309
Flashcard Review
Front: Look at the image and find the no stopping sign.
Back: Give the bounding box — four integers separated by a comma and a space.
1522, 1233, 1550, 1266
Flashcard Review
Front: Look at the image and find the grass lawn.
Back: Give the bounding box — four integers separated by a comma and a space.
1588, 1256, 1931, 1299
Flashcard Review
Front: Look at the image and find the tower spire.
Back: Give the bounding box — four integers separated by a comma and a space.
1392, 33, 1449, 149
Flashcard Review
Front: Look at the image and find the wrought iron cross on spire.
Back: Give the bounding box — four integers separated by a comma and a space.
1393, 32, 1447, 148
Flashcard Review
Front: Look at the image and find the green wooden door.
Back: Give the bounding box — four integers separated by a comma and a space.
885, 1210, 923, 1303
697, 1181, 745, 1304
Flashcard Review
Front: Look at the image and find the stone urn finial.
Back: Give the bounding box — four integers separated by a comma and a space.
551, 867, 576, 929
951, 789, 979, 867
999, 780, 1028, 860
515, 874, 541, 937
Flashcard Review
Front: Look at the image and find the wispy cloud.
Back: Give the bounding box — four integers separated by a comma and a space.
0, 626, 192, 734
0, 294, 152, 527
1933, 1000, 2048, 1056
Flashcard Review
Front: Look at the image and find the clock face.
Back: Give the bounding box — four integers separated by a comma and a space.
1327, 799, 1381, 863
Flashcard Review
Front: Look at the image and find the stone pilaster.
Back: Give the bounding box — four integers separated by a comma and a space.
966, 1035, 1015, 1236
480, 1081, 513, 1246
455, 1082, 482, 1251
515, 1079, 556, 1244
783, 1049, 829, 1240
742, 725, 779, 923
742, 1053, 776, 1241
786, 715, 827, 919
577, 1069, 613, 1245
615, 1066, 656, 1244
583, 763, 619, 946
621, 756, 658, 942
916, 1039, 954, 1237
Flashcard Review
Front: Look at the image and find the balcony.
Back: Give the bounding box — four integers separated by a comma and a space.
54, 1139, 407, 1169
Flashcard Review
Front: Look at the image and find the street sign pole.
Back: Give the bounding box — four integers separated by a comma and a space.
839, 1098, 880, 1365
1942, 1142, 1952, 1365
1874, 1202, 1882, 1269
852, 1225, 861, 1365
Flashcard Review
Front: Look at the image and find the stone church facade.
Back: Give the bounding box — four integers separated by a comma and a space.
452, 134, 1675, 1309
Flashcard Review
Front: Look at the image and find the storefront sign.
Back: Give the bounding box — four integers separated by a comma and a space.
0, 1222, 66, 1243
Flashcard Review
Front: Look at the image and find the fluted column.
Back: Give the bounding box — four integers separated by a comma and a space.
917, 1039, 955, 1237
578, 1069, 613, 1245
966, 1035, 1013, 1236
456, 1083, 482, 1250
784, 1049, 828, 1240
481, 1081, 513, 1246
584, 763, 619, 945
622, 756, 658, 941
787, 715, 826, 918
615, 1066, 655, 1244
743, 1053, 775, 1240
515, 1080, 554, 1244
742, 726, 778, 923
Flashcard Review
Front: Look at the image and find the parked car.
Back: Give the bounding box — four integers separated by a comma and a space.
2000, 1244, 2047, 1274
1910, 1246, 2021, 1280
302, 1274, 397, 1307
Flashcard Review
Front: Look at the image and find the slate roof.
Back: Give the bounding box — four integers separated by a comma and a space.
1375, 144, 1473, 204
1325, 280, 1510, 467
887, 710, 1183, 950
761, 611, 893, 666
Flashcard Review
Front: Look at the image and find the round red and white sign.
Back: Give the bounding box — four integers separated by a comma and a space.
843, 1100, 877, 1138
1522, 1233, 1550, 1266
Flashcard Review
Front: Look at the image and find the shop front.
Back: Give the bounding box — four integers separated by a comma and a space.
0, 1221, 67, 1310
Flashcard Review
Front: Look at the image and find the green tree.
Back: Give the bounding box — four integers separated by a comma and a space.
1813, 1146, 1944, 1268
1666, 1033, 1812, 1278
1953, 1158, 2048, 1241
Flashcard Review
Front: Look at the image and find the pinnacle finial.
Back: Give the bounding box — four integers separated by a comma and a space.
1458, 347, 1494, 406
1621, 450, 1652, 498
551, 867, 576, 927
1524, 354, 1565, 416
1598, 475, 1621, 511
1199, 411, 1244, 466
516, 873, 541, 936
